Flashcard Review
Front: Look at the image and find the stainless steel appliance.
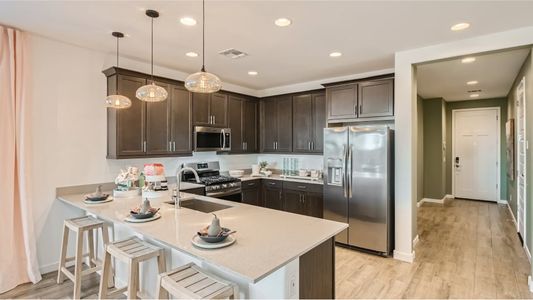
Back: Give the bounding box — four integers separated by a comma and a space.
323, 125, 393, 255
194, 127, 231, 152
181, 161, 242, 202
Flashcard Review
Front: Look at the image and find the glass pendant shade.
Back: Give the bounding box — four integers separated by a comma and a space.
136, 82, 168, 102
185, 71, 222, 93
105, 94, 132, 109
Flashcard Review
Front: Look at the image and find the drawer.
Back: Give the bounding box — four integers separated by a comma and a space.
242, 179, 261, 190
262, 179, 282, 189
283, 181, 323, 193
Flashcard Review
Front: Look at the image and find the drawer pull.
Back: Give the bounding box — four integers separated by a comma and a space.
297, 185, 307, 189
269, 182, 276, 185
247, 182, 255, 186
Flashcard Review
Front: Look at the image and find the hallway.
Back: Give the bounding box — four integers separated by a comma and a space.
336, 199, 533, 299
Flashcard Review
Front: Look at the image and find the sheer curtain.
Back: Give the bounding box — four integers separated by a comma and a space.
0, 25, 41, 293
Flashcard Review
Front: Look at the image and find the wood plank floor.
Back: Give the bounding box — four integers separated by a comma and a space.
336, 199, 533, 299
2, 199, 532, 299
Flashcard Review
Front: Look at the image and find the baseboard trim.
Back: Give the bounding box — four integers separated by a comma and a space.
506, 202, 518, 228
393, 249, 415, 263
412, 235, 419, 248
39, 262, 58, 274
529, 275, 533, 293
497, 199, 509, 205
525, 244, 531, 263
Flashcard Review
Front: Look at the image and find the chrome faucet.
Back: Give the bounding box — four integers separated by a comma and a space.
173, 166, 201, 208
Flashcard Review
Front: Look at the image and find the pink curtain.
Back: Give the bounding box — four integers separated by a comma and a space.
0, 25, 41, 293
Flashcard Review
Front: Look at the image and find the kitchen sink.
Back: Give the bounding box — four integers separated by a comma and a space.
173, 198, 231, 213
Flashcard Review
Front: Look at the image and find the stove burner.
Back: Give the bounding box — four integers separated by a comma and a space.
188, 175, 240, 186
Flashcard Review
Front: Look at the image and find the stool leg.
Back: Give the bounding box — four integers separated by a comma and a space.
57, 223, 69, 284
127, 261, 139, 299
231, 284, 240, 299
156, 250, 168, 299
101, 224, 114, 288
73, 230, 84, 299
87, 229, 96, 268
98, 249, 111, 300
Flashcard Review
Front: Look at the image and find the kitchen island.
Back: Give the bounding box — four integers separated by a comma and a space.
57, 191, 347, 299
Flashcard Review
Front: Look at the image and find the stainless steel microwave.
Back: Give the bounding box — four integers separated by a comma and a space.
194, 126, 231, 151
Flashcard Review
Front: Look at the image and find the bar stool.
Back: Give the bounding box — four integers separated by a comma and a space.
98, 236, 166, 299
57, 216, 110, 299
156, 263, 239, 299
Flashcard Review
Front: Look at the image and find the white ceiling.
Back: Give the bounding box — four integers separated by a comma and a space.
2, 1, 533, 91
417, 48, 530, 101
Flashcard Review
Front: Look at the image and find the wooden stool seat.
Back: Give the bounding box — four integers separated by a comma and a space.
156, 263, 239, 299
99, 237, 166, 299
57, 216, 110, 299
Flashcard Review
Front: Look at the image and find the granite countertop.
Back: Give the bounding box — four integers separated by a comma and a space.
239, 174, 324, 185
57, 192, 345, 283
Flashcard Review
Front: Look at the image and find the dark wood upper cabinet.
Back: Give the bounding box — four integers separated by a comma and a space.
169, 85, 192, 154
276, 96, 293, 152
260, 96, 292, 152
242, 100, 258, 153
358, 79, 394, 118
228, 96, 258, 153
292, 92, 325, 153
326, 83, 358, 121
146, 81, 171, 155
312, 93, 326, 153
193, 92, 228, 127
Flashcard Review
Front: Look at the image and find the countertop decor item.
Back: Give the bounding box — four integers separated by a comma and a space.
191, 234, 236, 249
85, 185, 109, 201
136, 9, 168, 102
124, 212, 161, 223
197, 227, 234, 243
184, 0, 222, 94
114, 167, 140, 198
105, 32, 131, 109
83, 197, 113, 205
228, 170, 244, 178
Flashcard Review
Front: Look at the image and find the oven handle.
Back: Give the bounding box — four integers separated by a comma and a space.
206, 188, 241, 197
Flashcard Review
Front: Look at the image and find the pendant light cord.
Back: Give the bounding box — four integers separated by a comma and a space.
201, 0, 206, 72
116, 35, 119, 66
151, 16, 154, 83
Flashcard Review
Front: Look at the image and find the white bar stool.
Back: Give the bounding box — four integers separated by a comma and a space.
156, 263, 239, 299
57, 216, 110, 299
98, 236, 166, 299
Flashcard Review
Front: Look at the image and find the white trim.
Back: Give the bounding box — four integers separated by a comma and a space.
451, 107, 501, 202
393, 249, 415, 263
525, 244, 532, 263
497, 199, 508, 205
446, 194, 455, 200
412, 235, 420, 248
39, 261, 58, 274
507, 201, 518, 228
417, 194, 451, 207
528, 276, 533, 293
516, 77, 528, 252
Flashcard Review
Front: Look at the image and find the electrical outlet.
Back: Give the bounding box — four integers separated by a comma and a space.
289, 275, 296, 297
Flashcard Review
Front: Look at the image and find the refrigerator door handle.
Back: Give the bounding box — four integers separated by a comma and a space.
347, 144, 353, 198
342, 145, 347, 198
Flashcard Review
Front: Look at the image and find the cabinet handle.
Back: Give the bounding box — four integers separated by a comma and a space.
359, 104, 363, 115
311, 141, 314, 150
354, 105, 357, 114
143, 141, 147, 153
297, 185, 307, 189
173, 141, 176, 152
169, 141, 172, 151
269, 182, 275, 185
308, 141, 311, 150
213, 115, 216, 124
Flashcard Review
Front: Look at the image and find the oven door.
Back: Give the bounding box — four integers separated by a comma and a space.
194, 126, 231, 151
207, 188, 242, 202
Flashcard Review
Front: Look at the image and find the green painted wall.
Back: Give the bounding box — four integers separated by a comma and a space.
507, 49, 533, 261
444, 98, 509, 200
423, 98, 446, 199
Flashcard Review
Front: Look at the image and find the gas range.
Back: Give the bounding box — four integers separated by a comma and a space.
181, 161, 242, 199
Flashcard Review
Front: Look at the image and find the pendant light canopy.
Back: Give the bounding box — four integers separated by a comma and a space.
185, 0, 222, 94
136, 9, 168, 102
105, 32, 132, 109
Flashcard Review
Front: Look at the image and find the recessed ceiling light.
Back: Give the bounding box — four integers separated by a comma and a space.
274, 18, 292, 27
451, 22, 470, 31
329, 52, 342, 58
470, 93, 480, 98
467, 80, 478, 85
180, 17, 197, 26
461, 57, 476, 63
248, 71, 258, 76
185, 52, 198, 57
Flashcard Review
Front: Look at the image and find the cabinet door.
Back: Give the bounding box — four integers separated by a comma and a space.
358, 79, 394, 118
192, 93, 210, 126
243, 100, 258, 153
260, 99, 278, 152
210, 93, 228, 127
242, 182, 262, 206
305, 192, 323, 218
170, 85, 192, 154
293, 94, 313, 153
228, 96, 244, 153
117, 75, 146, 156
326, 84, 358, 120
276, 96, 293, 152
263, 187, 283, 210
312, 93, 326, 153
146, 81, 171, 155
283, 190, 304, 215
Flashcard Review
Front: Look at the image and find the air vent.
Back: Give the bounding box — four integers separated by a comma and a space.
468, 89, 482, 93
218, 48, 248, 59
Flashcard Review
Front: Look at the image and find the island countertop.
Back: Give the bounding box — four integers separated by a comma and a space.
57, 192, 346, 283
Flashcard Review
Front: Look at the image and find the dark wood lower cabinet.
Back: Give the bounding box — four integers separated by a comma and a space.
182, 187, 205, 196
262, 180, 283, 210
299, 237, 335, 299
241, 180, 262, 206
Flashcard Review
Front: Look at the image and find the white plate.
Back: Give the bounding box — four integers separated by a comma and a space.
83, 197, 114, 205
191, 234, 236, 249
124, 213, 161, 223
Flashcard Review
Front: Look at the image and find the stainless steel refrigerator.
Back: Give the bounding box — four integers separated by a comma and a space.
323, 125, 393, 255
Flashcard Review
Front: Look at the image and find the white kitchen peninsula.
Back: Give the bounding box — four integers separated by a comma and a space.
57, 192, 346, 299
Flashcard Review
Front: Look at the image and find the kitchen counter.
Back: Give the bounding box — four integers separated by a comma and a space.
239, 174, 323, 185
57, 191, 345, 293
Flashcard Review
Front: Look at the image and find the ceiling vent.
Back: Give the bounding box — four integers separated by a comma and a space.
218, 48, 248, 59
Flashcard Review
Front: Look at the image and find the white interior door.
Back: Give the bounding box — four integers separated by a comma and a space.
453, 108, 500, 201
516, 77, 526, 241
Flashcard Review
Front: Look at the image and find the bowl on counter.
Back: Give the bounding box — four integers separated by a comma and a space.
228, 170, 245, 178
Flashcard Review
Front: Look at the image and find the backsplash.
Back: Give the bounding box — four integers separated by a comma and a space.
257, 154, 324, 171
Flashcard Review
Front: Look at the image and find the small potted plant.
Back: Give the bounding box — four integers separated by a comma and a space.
113, 166, 141, 198
259, 161, 268, 173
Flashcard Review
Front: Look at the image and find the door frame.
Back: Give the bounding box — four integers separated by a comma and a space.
516, 77, 527, 243
451, 107, 501, 201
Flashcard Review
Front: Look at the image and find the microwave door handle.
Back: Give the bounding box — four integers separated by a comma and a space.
221, 129, 226, 150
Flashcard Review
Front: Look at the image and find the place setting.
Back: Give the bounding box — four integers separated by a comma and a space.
125, 198, 161, 223
192, 213, 237, 249
83, 185, 113, 204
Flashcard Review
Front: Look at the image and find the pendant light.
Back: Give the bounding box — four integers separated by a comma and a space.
136, 9, 168, 102
105, 32, 132, 109
185, 0, 222, 93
